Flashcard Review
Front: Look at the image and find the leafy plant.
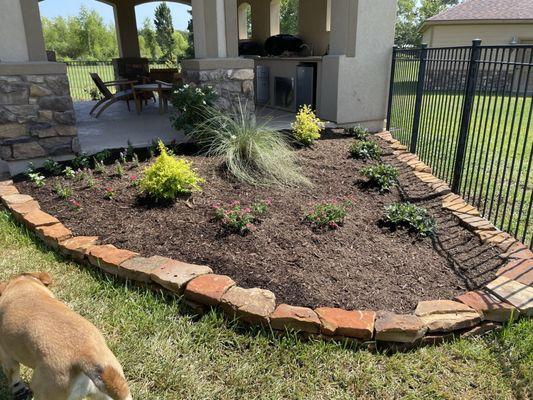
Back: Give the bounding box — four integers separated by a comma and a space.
291, 105, 324, 146
115, 160, 125, 178
54, 183, 73, 199
63, 167, 76, 179
93, 150, 111, 163
347, 126, 369, 140
28, 172, 45, 188
103, 187, 115, 200
349, 140, 381, 160
171, 84, 218, 133
93, 160, 106, 174
68, 199, 82, 210
383, 202, 436, 236
86, 175, 96, 188
360, 163, 399, 192
43, 159, 62, 175
131, 153, 140, 168
140, 141, 204, 201
25, 162, 36, 176
191, 106, 310, 187
213, 200, 271, 235
305, 199, 353, 230
72, 152, 90, 169
129, 174, 140, 187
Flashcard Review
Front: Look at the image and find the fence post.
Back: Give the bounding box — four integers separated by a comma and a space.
451, 39, 482, 193
386, 45, 398, 131
410, 43, 428, 153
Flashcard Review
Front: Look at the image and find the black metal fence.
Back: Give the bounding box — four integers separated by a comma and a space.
387, 40, 533, 248
65, 60, 174, 101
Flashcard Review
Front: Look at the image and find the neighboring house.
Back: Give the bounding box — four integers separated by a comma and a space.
421, 0, 533, 47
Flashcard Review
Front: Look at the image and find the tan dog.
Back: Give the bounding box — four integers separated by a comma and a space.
0, 273, 132, 400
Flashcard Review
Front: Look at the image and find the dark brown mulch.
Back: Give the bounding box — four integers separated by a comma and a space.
15, 135, 504, 313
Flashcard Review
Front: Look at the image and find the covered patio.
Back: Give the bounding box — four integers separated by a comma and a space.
0, 0, 396, 175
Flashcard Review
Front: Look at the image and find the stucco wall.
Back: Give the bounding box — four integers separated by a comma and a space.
0, 0, 29, 62
422, 23, 533, 47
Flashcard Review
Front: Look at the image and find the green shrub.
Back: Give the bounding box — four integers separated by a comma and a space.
291, 105, 325, 146
171, 84, 218, 133
349, 140, 381, 160
72, 152, 90, 169
28, 172, 45, 188
213, 200, 271, 235
347, 126, 369, 140
384, 202, 436, 236
191, 106, 310, 187
63, 166, 76, 179
53, 183, 72, 199
305, 199, 353, 230
140, 141, 204, 201
360, 163, 399, 192
43, 159, 62, 175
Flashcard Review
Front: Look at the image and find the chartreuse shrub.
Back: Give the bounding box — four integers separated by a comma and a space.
140, 141, 204, 201
349, 139, 381, 160
305, 199, 353, 230
384, 202, 436, 236
292, 105, 325, 146
360, 163, 399, 192
192, 106, 310, 187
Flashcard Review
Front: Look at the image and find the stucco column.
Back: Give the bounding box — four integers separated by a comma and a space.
328, 0, 358, 57
113, 0, 141, 58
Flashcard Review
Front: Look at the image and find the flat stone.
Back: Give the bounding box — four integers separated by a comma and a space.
30, 84, 53, 97
455, 290, 519, 322
9, 200, 41, 222
0, 185, 18, 196
230, 69, 254, 80
1, 193, 34, 207
119, 256, 167, 283
452, 213, 495, 230
270, 304, 322, 333
499, 242, 533, 260
497, 259, 533, 286
35, 223, 72, 249
58, 236, 99, 261
220, 286, 276, 324
38, 95, 73, 112
315, 308, 375, 339
0, 123, 27, 139
86, 244, 138, 275
0, 179, 13, 186
184, 274, 236, 306
390, 142, 407, 151
22, 209, 59, 229
475, 230, 511, 245
374, 311, 427, 343
414, 300, 481, 332
150, 256, 212, 294
486, 276, 533, 316
12, 141, 46, 159
460, 322, 502, 338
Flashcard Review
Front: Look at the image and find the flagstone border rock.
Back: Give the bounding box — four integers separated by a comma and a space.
1, 131, 531, 348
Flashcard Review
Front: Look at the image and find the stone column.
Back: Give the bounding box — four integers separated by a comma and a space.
113, 0, 141, 58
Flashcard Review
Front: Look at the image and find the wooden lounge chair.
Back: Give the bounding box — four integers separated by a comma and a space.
89, 73, 138, 118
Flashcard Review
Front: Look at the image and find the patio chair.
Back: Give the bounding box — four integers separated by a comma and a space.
89, 73, 138, 118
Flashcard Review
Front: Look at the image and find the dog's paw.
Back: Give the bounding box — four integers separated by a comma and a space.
13, 385, 33, 400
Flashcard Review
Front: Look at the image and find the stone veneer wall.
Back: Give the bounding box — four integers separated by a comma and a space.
0, 70, 78, 163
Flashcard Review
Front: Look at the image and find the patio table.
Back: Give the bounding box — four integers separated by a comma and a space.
133, 82, 173, 114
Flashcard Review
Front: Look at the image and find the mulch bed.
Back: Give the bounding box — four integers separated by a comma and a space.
15, 133, 504, 313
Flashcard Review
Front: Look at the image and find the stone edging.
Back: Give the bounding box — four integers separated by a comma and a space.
0, 132, 531, 349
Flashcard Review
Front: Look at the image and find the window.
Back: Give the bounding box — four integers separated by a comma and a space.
238, 2, 252, 40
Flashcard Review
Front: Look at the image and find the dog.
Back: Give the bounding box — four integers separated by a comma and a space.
0, 272, 132, 400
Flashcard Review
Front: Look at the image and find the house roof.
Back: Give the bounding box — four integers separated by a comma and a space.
426, 0, 533, 24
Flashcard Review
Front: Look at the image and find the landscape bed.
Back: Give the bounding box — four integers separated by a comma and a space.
14, 133, 504, 313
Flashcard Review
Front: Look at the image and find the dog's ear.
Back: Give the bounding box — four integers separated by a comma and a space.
24, 272, 53, 286
0, 281, 7, 296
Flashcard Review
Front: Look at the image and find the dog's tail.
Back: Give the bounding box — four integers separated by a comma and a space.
80, 362, 132, 400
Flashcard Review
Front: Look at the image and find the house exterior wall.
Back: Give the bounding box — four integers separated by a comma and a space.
422, 23, 533, 47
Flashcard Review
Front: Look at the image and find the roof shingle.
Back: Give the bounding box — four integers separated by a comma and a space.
428, 0, 533, 22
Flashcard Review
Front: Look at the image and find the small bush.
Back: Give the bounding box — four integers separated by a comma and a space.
191, 106, 310, 187
63, 167, 76, 179
171, 84, 218, 133
349, 140, 381, 160
93, 160, 106, 174
28, 172, 45, 188
347, 126, 369, 140
360, 163, 399, 192
93, 150, 111, 163
43, 159, 62, 175
213, 200, 270, 235
305, 199, 353, 230
54, 183, 72, 199
292, 105, 325, 146
140, 141, 204, 201
72, 152, 90, 169
384, 202, 436, 236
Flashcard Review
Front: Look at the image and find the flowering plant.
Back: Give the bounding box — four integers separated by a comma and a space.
212, 199, 271, 235
129, 174, 140, 187
305, 198, 354, 230
171, 84, 218, 133
104, 187, 115, 200
68, 199, 82, 210
292, 105, 325, 146
28, 172, 45, 188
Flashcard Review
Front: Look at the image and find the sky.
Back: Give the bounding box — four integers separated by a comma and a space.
38, 0, 191, 31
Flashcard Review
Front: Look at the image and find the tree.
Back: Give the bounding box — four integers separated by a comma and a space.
280, 0, 298, 35
154, 2, 176, 62
139, 18, 159, 60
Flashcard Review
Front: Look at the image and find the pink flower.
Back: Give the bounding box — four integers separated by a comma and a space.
243, 207, 252, 213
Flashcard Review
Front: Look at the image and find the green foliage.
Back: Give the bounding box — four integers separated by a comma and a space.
63, 167, 76, 179
171, 85, 218, 133
213, 200, 270, 235
191, 106, 310, 187
140, 142, 204, 201
43, 159, 62, 176
360, 163, 399, 192
347, 126, 369, 141
349, 140, 381, 160
155, 2, 176, 62
28, 172, 45, 188
280, 0, 299, 35
93, 160, 106, 174
384, 202, 436, 236
292, 105, 324, 146
305, 199, 353, 230
115, 160, 125, 178
93, 150, 111, 163
72, 152, 90, 169
103, 187, 115, 200
184, 10, 195, 59
54, 183, 73, 199
139, 18, 159, 60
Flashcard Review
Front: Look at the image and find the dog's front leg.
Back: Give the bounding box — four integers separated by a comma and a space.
0, 358, 32, 400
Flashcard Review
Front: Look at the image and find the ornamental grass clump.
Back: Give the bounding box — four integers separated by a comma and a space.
384, 202, 436, 236
349, 139, 381, 160
140, 141, 204, 201
213, 200, 271, 235
292, 105, 325, 146
360, 163, 399, 192
191, 106, 310, 187
305, 199, 353, 230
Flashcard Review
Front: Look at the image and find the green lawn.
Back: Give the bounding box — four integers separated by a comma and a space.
0, 210, 532, 399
